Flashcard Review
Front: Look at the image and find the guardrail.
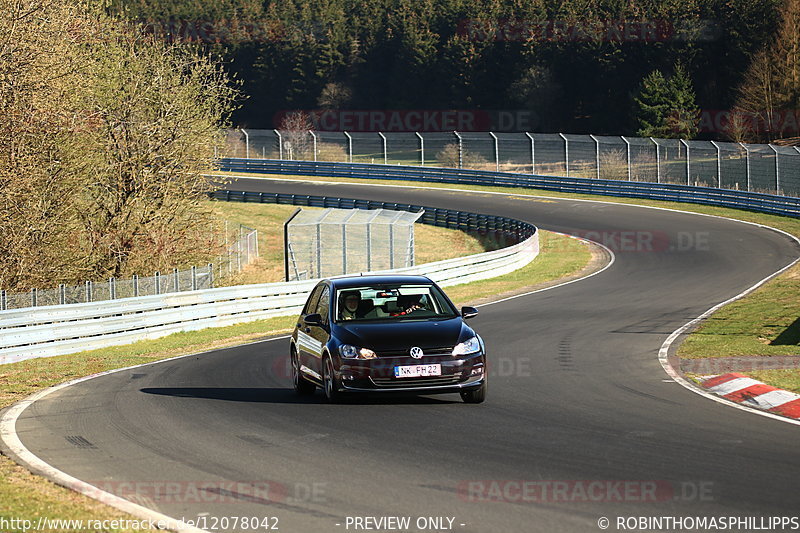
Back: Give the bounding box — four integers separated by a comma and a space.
0, 192, 538, 365
217, 158, 800, 218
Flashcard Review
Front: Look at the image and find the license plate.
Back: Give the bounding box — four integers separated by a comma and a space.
394, 364, 442, 378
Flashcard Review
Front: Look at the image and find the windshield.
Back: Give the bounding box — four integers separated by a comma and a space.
334, 284, 458, 323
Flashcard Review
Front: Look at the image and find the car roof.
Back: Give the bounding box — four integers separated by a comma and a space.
327, 274, 433, 289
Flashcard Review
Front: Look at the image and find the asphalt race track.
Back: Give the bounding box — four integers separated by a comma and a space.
11, 179, 800, 533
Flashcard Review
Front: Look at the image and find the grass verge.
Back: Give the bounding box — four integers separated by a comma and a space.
0, 228, 593, 531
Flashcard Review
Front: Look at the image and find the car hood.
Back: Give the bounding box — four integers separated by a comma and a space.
334, 317, 471, 352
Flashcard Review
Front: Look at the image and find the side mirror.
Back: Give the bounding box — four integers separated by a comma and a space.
304, 313, 323, 327
461, 306, 478, 319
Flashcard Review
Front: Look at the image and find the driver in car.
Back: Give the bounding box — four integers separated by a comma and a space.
339, 292, 361, 321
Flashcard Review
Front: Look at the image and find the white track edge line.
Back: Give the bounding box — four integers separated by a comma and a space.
0, 335, 289, 533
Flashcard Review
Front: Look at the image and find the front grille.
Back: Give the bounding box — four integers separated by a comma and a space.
375, 346, 454, 358
370, 375, 463, 388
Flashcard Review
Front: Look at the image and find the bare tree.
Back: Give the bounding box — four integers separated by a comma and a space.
278, 111, 314, 160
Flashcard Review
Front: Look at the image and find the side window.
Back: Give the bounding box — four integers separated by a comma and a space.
315, 286, 330, 324
303, 285, 324, 315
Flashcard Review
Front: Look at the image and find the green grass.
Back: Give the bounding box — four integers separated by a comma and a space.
743, 369, 800, 394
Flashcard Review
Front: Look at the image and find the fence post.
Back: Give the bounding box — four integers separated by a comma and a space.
378, 132, 387, 164
740, 143, 752, 192
621, 136, 632, 181
415, 132, 424, 166
710, 141, 722, 188
173, 268, 179, 292
240, 128, 249, 159
589, 134, 600, 179
85, 280, 92, 302
489, 132, 499, 172
680, 139, 690, 185
650, 137, 661, 183
133, 274, 139, 297
388, 223, 394, 269
59, 284, 65, 305
1, 289, 5, 311
769, 144, 780, 194
155, 271, 161, 295
191, 266, 197, 291
31, 288, 37, 307
109, 277, 115, 299
558, 133, 569, 176
454, 131, 463, 169
525, 132, 535, 174
344, 131, 353, 163
208, 263, 214, 288
274, 129, 283, 160
309, 130, 317, 161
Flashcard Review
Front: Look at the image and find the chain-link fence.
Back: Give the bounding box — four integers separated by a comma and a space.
284, 207, 423, 281
226, 129, 800, 196
0, 225, 259, 311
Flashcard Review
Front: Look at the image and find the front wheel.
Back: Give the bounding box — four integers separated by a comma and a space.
323, 356, 343, 403
292, 349, 316, 396
460, 381, 487, 404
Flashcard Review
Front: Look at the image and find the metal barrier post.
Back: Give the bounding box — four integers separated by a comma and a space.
344, 131, 353, 163
191, 266, 197, 291
309, 130, 317, 161
525, 132, 535, 174
769, 144, 780, 194
208, 263, 214, 287
133, 274, 139, 297
240, 128, 249, 159
622, 136, 632, 181
59, 284, 65, 305
110, 277, 116, 299
274, 130, 283, 160
590, 134, 600, 179
155, 271, 161, 295
490, 132, 499, 172
454, 131, 463, 169
559, 133, 569, 176
711, 141, 722, 188
650, 137, 661, 183
173, 268, 179, 292
1, 289, 6, 311
680, 139, 690, 185
416, 132, 424, 166
741, 143, 752, 191
85, 280, 92, 302
31, 288, 37, 307
378, 132, 387, 164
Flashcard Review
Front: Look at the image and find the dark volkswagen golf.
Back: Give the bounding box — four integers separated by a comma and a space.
290, 275, 486, 403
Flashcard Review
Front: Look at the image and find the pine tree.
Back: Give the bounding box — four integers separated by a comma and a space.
634, 64, 700, 139
666, 63, 700, 139
634, 70, 672, 137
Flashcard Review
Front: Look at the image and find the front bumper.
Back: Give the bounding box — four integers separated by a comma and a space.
335, 352, 485, 393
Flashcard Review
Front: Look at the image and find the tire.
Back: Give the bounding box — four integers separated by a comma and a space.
292, 348, 316, 396
460, 381, 487, 404
323, 355, 343, 403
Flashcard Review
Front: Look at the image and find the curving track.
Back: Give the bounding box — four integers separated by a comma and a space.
9, 178, 800, 532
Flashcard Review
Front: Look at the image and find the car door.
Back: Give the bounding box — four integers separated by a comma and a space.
297, 284, 324, 379
307, 285, 331, 377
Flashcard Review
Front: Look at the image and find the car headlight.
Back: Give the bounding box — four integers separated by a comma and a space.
339, 344, 377, 359
452, 336, 481, 356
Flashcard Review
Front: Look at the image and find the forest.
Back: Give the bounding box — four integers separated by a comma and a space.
112, 0, 799, 140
